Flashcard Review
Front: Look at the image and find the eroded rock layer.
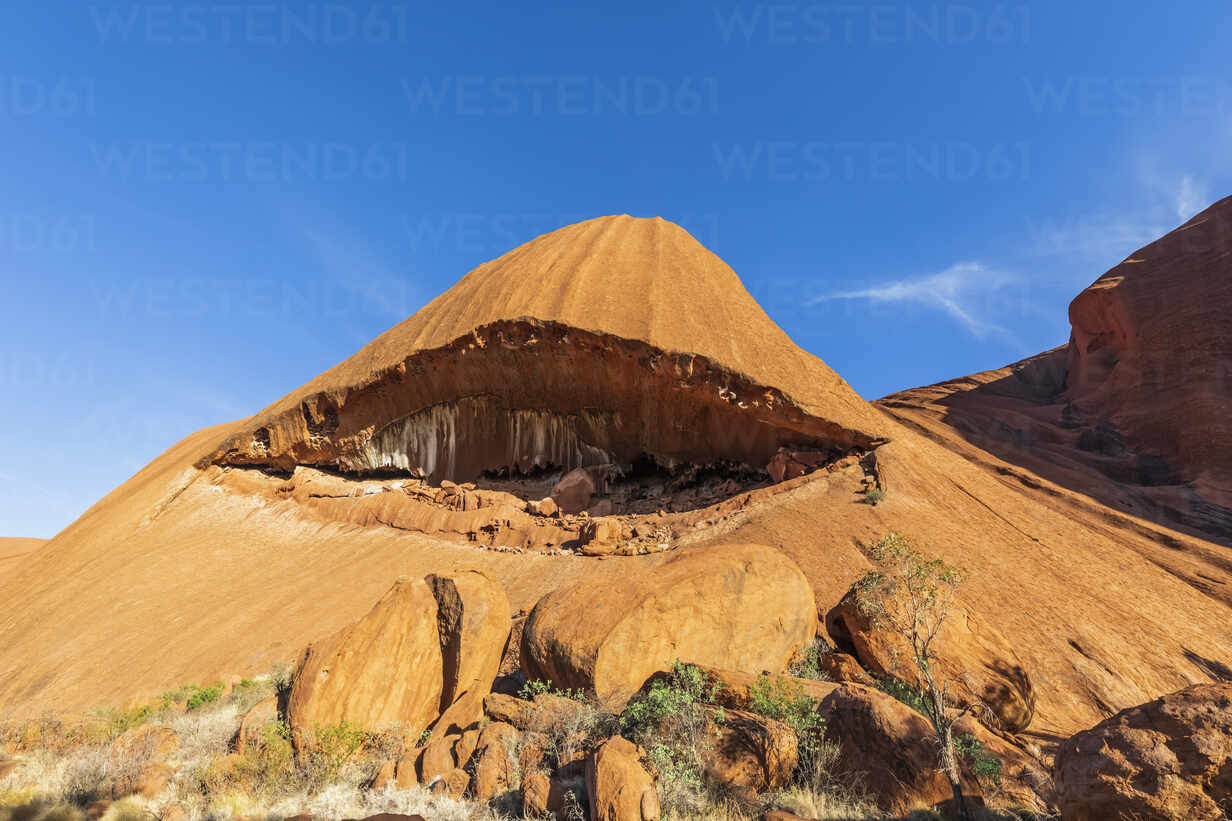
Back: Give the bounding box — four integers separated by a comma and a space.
207, 320, 877, 485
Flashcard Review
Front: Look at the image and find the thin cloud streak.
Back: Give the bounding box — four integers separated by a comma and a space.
812, 262, 1024, 345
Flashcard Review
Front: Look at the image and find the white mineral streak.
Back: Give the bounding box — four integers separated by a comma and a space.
345, 396, 614, 480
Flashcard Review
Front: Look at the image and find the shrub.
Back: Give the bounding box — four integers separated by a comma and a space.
861, 488, 885, 506
620, 661, 717, 815
874, 675, 930, 717
186, 683, 225, 712
785, 638, 832, 682
746, 675, 827, 784
517, 678, 588, 702
955, 733, 1003, 785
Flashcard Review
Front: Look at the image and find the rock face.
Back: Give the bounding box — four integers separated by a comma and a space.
829, 590, 1035, 731
521, 543, 817, 709
205, 215, 887, 483
702, 707, 797, 793
587, 736, 660, 821
1054, 683, 1232, 821
427, 570, 512, 735
288, 571, 510, 747
818, 684, 975, 813
1066, 198, 1232, 525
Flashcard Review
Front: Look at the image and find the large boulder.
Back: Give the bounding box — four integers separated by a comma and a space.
702, 707, 797, 794
288, 571, 511, 748
828, 590, 1035, 731
586, 736, 660, 821
288, 577, 444, 746
1054, 683, 1232, 821
427, 569, 512, 735
521, 543, 816, 709
819, 683, 1049, 814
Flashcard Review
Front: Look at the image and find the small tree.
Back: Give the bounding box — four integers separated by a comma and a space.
854, 533, 977, 821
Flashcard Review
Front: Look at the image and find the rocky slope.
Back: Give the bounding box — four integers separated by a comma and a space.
881, 195, 1232, 544
0, 214, 1228, 746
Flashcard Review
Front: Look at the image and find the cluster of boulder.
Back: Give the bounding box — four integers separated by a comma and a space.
270, 542, 1232, 821
7, 541, 1223, 821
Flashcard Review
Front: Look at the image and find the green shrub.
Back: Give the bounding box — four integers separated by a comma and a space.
517, 678, 589, 702
747, 674, 827, 783
955, 734, 1003, 784
874, 675, 930, 717
620, 661, 716, 814
786, 638, 832, 681
186, 683, 224, 711
861, 488, 886, 506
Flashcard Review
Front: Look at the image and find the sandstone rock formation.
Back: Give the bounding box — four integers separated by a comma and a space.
427, 570, 512, 735
587, 736, 660, 821
1053, 682, 1232, 821
1, 213, 1230, 749
287, 577, 444, 746
520, 543, 817, 709
701, 707, 797, 794
287, 570, 510, 746
828, 589, 1035, 731
818, 683, 980, 813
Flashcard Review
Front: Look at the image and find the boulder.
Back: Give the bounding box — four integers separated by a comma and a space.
828, 590, 1035, 731
428, 768, 470, 799
816, 652, 871, 684
586, 736, 660, 821
394, 754, 419, 789
232, 695, 278, 750
427, 569, 512, 735
370, 759, 396, 791
470, 721, 520, 801
454, 727, 480, 769
522, 771, 579, 820
579, 519, 623, 556
1054, 682, 1232, 821
522, 543, 817, 709
288, 571, 512, 749
287, 577, 444, 747
702, 707, 797, 794
551, 468, 597, 515
818, 683, 976, 813
112, 725, 180, 760
418, 734, 459, 784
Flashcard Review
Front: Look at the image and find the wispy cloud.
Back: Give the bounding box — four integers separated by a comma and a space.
812, 262, 1024, 343
1175, 173, 1209, 221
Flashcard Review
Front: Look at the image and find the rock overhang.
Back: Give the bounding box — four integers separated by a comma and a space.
204, 317, 884, 485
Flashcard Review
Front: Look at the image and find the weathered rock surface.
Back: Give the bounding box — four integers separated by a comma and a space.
428, 569, 511, 735
829, 590, 1035, 731
233, 695, 278, 750
521, 543, 817, 709
287, 577, 444, 747
587, 736, 660, 821
1054, 682, 1232, 821
702, 707, 797, 794
470, 721, 520, 801
695, 666, 838, 711
818, 683, 977, 813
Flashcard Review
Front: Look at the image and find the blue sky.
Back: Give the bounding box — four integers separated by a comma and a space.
2, 2, 1230, 537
